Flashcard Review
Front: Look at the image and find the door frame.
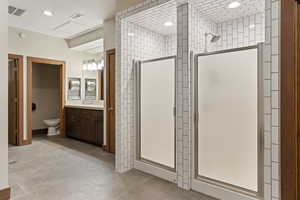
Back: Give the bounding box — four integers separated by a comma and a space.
281, 0, 299, 200
191, 45, 264, 200
135, 56, 177, 172
105, 49, 116, 153
27, 57, 65, 144
8, 54, 24, 145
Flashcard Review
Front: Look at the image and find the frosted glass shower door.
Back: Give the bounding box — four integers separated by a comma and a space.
194, 46, 263, 195
136, 56, 176, 171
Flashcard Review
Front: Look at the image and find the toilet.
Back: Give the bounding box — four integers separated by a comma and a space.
44, 118, 60, 136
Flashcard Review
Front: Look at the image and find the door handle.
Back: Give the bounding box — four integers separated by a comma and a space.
108, 107, 114, 111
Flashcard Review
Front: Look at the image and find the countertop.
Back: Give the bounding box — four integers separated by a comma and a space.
65, 104, 105, 111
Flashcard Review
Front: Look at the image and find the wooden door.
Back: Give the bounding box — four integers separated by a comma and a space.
106, 49, 116, 153
281, 0, 300, 199
8, 58, 19, 145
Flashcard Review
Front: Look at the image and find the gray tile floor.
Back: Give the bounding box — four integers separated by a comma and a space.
9, 135, 216, 200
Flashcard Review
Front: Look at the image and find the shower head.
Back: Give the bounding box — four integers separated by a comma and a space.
210, 35, 221, 43
205, 33, 221, 43
204, 33, 221, 52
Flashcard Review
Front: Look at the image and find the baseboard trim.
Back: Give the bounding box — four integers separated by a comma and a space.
32, 128, 48, 135
0, 187, 10, 200
21, 139, 31, 145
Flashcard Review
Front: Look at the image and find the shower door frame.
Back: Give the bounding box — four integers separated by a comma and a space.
134, 56, 177, 183
192, 45, 264, 200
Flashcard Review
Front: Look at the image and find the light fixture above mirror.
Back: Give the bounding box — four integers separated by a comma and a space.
82, 59, 104, 71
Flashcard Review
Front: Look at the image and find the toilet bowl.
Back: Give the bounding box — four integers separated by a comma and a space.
44, 118, 60, 136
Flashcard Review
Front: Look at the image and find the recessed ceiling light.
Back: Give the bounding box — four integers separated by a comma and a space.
249, 24, 255, 29
228, 1, 241, 9
128, 33, 134, 37
164, 21, 174, 27
43, 10, 53, 16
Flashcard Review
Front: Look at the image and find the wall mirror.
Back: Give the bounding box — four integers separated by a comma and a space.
85, 78, 97, 100
68, 78, 81, 100
82, 60, 104, 101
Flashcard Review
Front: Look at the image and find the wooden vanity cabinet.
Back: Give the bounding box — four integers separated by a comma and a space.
65, 107, 103, 146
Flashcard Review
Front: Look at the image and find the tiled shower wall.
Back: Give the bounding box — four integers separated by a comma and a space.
189, 4, 217, 53
116, 0, 281, 199
264, 0, 280, 199
190, 11, 265, 54
165, 34, 177, 56
123, 22, 177, 60
216, 13, 265, 50
176, 2, 190, 189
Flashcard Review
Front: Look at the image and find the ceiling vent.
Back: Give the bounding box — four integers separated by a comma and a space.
8, 5, 26, 16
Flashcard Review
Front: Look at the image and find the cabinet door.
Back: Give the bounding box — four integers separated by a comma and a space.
66, 108, 81, 139
95, 111, 104, 146
80, 110, 97, 144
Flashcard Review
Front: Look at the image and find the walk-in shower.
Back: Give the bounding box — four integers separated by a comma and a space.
190, 0, 265, 199
117, 0, 269, 199
120, 0, 178, 182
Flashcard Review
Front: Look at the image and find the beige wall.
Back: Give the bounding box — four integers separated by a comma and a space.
32, 63, 60, 130
8, 27, 99, 140
0, 0, 8, 190
104, 19, 116, 51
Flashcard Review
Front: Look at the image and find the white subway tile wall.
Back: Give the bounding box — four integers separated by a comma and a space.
216, 13, 265, 50
190, 0, 264, 23
265, 0, 280, 199
116, 0, 281, 199
189, 3, 218, 53
176, 2, 190, 189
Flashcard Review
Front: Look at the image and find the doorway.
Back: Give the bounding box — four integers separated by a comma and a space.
8, 54, 24, 146
27, 57, 65, 144
106, 49, 116, 153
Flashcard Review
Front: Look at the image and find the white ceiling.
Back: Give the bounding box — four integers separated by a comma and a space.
8, 0, 117, 39
7, 0, 264, 39
191, 0, 265, 23
71, 39, 104, 54
126, 0, 264, 36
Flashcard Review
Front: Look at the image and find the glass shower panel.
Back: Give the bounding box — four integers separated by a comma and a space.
196, 48, 258, 192
139, 58, 175, 169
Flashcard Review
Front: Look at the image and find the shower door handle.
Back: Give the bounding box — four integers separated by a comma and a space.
173, 107, 176, 116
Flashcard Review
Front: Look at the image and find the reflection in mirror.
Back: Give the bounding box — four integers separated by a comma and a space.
68, 78, 81, 100
85, 78, 97, 100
